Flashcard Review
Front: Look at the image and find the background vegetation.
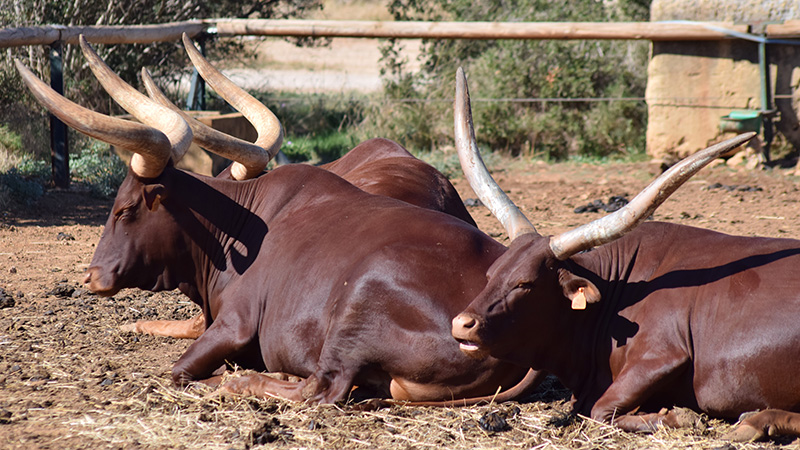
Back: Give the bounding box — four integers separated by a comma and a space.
369, 0, 651, 159
0, 0, 322, 206
0, 0, 652, 207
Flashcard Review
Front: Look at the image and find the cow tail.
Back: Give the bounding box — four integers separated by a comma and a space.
368, 368, 546, 408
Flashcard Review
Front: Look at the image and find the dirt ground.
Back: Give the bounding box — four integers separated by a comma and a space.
2, 154, 800, 449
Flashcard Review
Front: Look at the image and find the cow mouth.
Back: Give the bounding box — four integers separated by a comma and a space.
90, 286, 121, 297
457, 339, 480, 351
456, 339, 489, 359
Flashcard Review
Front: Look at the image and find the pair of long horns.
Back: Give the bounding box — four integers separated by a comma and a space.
16, 34, 282, 180
15, 36, 187, 179
454, 67, 755, 260
143, 34, 282, 180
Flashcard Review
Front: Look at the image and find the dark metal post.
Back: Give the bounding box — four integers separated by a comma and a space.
186, 34, 207, 111
758, 39, 774, 162
49, 41, 69, 188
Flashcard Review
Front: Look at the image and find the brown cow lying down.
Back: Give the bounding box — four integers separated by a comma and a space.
121, 136, 475, 339
16, 36, 543, 405
449, 68, 794, 442
120, 35, 476, 340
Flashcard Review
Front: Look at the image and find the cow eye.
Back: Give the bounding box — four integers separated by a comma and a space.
114, 206, 134, 222
515, 282, 533, 290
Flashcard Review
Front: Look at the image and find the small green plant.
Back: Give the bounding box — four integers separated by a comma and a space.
70, 142, 127, 197
0, 155, 48, 209
0, 125, 22, 156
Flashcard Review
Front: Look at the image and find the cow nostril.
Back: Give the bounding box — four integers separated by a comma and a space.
453, 314, 477, 330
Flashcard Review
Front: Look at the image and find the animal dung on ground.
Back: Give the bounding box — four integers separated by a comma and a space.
0, 288, 14, 309
573, 195, 629, 214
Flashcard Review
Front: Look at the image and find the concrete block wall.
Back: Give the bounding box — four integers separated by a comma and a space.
646, 0, 800, 162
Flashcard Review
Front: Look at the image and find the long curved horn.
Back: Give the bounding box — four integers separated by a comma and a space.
454, 67, 538, 240
182, 33, 281, 180
14, 59, 172, 178
549, 131, 756, 260
141, 67, 269, 180
79, 35, 191, 175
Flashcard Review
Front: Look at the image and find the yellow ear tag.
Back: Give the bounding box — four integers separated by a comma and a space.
571, 287, 587, 310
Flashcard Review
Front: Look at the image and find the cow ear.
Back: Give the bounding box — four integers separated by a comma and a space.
142, 184, 166, 212
558, 268, 601, 310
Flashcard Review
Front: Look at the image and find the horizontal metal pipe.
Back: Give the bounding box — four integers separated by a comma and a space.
2, 19, 799, 48
213, 19, 800, 41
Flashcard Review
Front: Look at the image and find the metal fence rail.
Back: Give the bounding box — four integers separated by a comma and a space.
2, 19, 800, 47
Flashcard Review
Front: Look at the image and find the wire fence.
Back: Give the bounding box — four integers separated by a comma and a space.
266, 94, 795, 105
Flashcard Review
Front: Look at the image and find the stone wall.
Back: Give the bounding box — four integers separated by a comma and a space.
646, 0, 800, 162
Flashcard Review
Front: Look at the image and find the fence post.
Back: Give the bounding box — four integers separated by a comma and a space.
758, 39, 774, 162
49, 41, 69, 188
186, 33, 207, 111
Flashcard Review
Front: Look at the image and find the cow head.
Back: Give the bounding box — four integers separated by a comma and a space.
16, 35, 281, 296
449, 67, 755, 365
85, 170, 191, 296
453, 232, 601, 363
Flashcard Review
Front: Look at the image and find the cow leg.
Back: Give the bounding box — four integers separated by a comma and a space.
590, 351, 690, 432
610, 407, 702, 433
217, 373, 308, 401
120, 313, 205, 339
171, 308, 257, 386
215, 368, 359, 404
725, 409, 800, 442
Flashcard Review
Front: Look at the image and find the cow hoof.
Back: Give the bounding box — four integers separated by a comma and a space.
723, 423, 764, 442
119, 323, 138, 333
350, 398, 386, 412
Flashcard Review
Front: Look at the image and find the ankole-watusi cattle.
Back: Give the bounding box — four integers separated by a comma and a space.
449, 67, 800, 441
115, 35, 476, 340
16, 37, 544, 405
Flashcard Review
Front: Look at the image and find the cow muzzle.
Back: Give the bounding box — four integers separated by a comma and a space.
451, 313, 490, 359
83, 266, 121, 297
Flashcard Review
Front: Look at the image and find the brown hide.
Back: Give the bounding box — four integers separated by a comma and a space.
320, 138, 476, 227
85, 163, 533, 403
216, 138, 476, 227
135, 138, 476, 342
453, 220, 800, 434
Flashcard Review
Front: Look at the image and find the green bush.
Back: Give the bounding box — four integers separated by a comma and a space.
247, 91, 364, 163
0, 125, 22, 155
70, 142, 127, 197
371, 0, 652, 159
0, 170, 45, 209
0, 0, 323, 195
0, 155, 49, 210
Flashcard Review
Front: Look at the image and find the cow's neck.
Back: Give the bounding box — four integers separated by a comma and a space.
552, 232, 650, 412
164, 166, 337, 315
161, 170, 272, 311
